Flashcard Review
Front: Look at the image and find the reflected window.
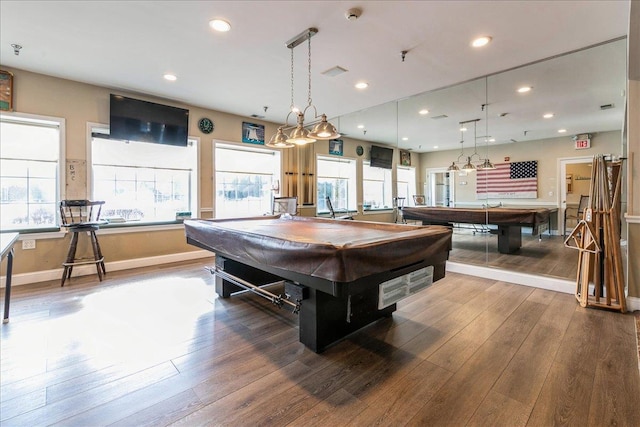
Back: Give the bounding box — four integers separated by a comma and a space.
317, 156, 356, 214
397, 166, 417, 206
363, 161, 392, 210
0, 114, 62, 231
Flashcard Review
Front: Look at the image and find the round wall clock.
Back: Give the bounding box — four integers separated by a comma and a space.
356, 145, 364, 156
198, 117, 214, 134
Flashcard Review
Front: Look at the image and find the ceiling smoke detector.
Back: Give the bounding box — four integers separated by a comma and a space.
345, 8, 362, 21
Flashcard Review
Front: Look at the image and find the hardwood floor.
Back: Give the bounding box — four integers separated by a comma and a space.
448, 228, 578, 280
1, 259, 639, 426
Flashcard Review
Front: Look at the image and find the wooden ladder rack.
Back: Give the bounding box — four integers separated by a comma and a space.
564, 155, 625, 312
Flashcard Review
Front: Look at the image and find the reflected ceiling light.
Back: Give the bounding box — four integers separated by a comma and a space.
419, 109, 429, 115
163, 74, 177, 81
268, 28, 340, 148
434, 145, 439, 149
402, 137, 408, 141
357, 124, 365, 129
489, 138, 495, 142
460, 125, 468, 132
558, 129, 567, 133
543, 113, 554, 118
355, 82, 369, 89
471, 36, 492, 47
517, 86, 532, 93
209, 19, 231, 32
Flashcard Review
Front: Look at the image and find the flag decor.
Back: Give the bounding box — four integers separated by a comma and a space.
476, 160, 538, 199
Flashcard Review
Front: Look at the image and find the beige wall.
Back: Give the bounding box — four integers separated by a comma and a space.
419, 131, 621, 206
1, 66, 412, 277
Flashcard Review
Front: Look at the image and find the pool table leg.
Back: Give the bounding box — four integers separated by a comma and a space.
299, 288, 396, 353
497, 225, 522, 254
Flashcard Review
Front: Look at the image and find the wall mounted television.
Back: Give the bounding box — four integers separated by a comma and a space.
109, 94, 190, 146
369, 145, 394, 169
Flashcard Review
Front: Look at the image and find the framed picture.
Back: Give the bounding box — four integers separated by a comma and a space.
329, 139, 343, 156
0, 70, 14, 111
242, 122, 265, 145
400, 149, 411, 166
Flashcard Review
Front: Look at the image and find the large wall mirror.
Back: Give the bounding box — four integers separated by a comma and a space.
338, 37, 626, 281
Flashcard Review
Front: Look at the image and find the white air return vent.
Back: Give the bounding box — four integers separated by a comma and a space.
322, 66, 348, 77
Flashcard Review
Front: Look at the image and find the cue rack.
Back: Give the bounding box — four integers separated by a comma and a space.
564, 154, 626, 312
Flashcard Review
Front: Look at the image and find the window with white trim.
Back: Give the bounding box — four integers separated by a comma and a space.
0, 114, 64, 231
316, 156, 356, 214
91, 128, 198, 223
214, 143, 281, 218
397, 166, 417, 206
363, 161, 392, 210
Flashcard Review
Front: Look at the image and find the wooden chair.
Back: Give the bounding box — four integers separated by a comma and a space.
564, 195, 589, 236
59, 200, 107, 286
272, 196, 298, 216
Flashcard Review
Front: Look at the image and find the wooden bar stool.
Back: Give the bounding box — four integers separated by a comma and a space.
59, 200, 107, 287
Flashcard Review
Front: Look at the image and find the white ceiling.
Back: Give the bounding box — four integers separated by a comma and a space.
0, 1, 630, 152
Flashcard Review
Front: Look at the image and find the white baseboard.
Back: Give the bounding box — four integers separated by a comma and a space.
446, 261, 575, 294
626, 296, 640, 312
1, 250, 214, 288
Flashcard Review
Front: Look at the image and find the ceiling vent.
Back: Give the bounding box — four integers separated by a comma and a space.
250, 114, 265, 119
600, 103, 614, 110
321, 66, 348, 77
431, 114, 448, 120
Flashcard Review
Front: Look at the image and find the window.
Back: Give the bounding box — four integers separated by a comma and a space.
215, 143, 281, 218
363, 161, 392, 210
91, 128, 198, 223
0, 114, 64, 231
397, 166, 417, 206
317, 156, 356, 214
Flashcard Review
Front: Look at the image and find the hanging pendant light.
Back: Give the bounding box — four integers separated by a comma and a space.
462, 157, 476, 172
267, 127, 294, 148
309, 114, 340, 139
286, 112, 316, 145
447, 161, 460, 172
479, 158, 495, 170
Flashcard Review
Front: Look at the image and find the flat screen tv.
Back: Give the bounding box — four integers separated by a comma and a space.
370, 145, 393, 169
109, 94, 189, 146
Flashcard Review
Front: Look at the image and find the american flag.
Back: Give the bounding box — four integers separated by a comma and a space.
476, 161, 538, 199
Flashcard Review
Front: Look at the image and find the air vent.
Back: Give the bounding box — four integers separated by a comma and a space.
321, 66, 348, 77
250, 114, 265, 119
600, 103, 614, 110
431, 114, 448, 120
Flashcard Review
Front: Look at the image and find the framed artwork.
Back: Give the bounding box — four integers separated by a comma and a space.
329, 139, 343, 156
242, 122, 265, 145
400, 149, 411, 166
0, 70, 14, 111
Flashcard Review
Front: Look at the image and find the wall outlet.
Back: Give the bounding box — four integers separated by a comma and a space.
22, 239, 36, 250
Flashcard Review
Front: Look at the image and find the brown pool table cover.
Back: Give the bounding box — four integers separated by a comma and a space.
401, 206, 552, 227
184, 216, 451, 283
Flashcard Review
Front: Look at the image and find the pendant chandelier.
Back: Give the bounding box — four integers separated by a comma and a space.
267, 28, 340, 148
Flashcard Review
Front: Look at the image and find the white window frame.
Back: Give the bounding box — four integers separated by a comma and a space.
0, 112, 66, 234
88, 123, 199, 230
213, 140, 281, 219
362, 161, 393, 211
316, 155, 357, 214
397, 165, 417, 206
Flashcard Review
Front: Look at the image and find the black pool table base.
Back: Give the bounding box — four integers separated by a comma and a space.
213, 255, 440, 353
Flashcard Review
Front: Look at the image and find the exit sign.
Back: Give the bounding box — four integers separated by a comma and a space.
575, 138, 590, 149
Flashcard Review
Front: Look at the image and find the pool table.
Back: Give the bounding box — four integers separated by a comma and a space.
401, 206, 556, 254
184, 216, 451, 352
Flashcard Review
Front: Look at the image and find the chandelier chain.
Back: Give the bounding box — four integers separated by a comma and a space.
307, 33, 312, 106
290, 48, 295, 111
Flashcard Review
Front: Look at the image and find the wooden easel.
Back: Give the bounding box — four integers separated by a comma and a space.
564, 155, 625, 312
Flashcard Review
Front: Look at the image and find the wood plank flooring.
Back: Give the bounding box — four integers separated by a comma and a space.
1, 259, 639, 426
448, 228, 578, 280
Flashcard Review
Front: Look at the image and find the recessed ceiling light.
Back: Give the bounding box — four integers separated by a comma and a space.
163, 74, 177, 81
402, 137, 408, 141
517, 86, 532, 93
419, 109, 429, 115
460, 126, 467, 132
471, 36, 492, 47
209, 19, 231, 32
489, 138, 495, 142
543, 113, 554, 119
558, 129, 567, 133
355, 82, 369, 89
357, 124, 365, 129
433, 145, 439, 149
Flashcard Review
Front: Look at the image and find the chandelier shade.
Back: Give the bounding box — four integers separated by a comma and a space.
267, 127, 295, 148
309, 114, 341, 140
